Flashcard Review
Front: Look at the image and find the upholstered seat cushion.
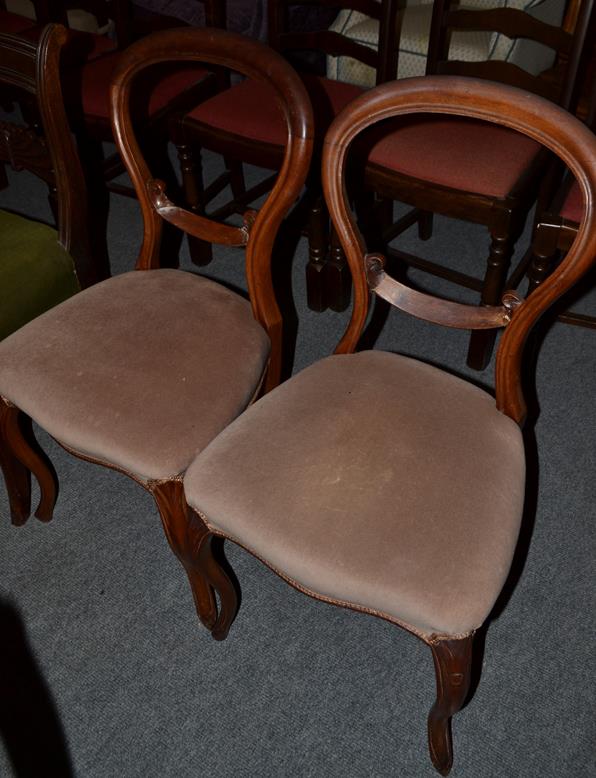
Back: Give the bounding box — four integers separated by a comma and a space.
185, 74, 364, 147
77, 51, 208, 120
184, 351, 525, 637
0, 269, 270, 482
367, 116, 542, 199
0, 210, 80, 341
560, 180, 582, 223
0, 11, 37, 33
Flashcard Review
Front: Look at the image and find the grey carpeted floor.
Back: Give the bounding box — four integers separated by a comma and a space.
1, 150, 595, 778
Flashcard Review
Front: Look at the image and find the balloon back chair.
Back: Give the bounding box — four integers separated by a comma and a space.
181, 77, 596, 774
355, 0, 595, 370
0, 25, 97, 341
47, 0, 224, 278
0, 27, 313, 632
171, 0, 400, 312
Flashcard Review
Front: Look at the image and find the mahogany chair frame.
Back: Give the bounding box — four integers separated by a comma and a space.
0, 26, 313, 635
47, 0, 224, 277
180, 77, 596, 774
0, 25, 97, 287
172, 0, 399, 311
358, 0, 595, 369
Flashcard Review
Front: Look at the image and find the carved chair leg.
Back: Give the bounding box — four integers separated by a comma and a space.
467, 223, 514, 370
418, 210, 434, 241
527, 221, 561, 295
427, 634, 474, 776
175, 141, 213, 266
197, 534, 239, 641
153, 480, 218, 630
0, 399, 58, 524
153, 482, 239, 638
305, 192, 329, 312
325, 225, 352, 312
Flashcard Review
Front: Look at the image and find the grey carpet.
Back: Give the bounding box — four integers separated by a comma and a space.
1, 151, 595, 778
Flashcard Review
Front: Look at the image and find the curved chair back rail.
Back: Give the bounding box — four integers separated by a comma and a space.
322, 75, 596, 423
109, 26, 315, 346
0, 25, 94, 286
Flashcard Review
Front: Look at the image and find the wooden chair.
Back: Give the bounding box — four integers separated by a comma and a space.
180, 77, 596, 775
0, 25, 97, 342
0, 1, 42, 33
526, 85, 596, 326
0, 27, 313, 627
172, 0, 399, 311
348, 0, 595, 369
46, 0, 223, 277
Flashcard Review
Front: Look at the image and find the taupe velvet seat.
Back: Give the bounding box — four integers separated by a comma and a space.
185, 350, 525, 637
0, 270, 269, 481
179, 78, 596, 775
0, 29, 313, 622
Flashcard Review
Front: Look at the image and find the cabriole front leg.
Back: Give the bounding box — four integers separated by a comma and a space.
427, 634, 474, 776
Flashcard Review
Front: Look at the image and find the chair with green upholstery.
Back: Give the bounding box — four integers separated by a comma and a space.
0, 23, 97, 341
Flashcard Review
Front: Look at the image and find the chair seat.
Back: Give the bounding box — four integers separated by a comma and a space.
0, 210, 80, 341
77, 51, 209, 120
185, 74, 364, 147
184, 350, 525, 637
560, 180, 582, 223
0, 11, 37, 33
367, 116, 542, 199
0, 270, 270, 482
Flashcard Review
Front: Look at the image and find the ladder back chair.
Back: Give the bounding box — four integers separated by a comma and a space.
0, 25, 97, 341
180, 76, 596, 775
526, 83, 596, 326
355, 0, 595, 369
172, 0, 399, 312
0, 26, 313, 630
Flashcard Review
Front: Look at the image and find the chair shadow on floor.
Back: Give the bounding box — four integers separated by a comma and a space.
0, 597, 74, 778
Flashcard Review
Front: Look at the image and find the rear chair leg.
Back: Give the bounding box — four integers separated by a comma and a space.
0, 398, 58, 524
427, 634, 474, 776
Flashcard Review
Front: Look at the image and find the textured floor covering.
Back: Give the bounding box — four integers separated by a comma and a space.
1, 153, 595, 778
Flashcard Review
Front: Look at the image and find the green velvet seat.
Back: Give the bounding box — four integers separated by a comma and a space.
0, 209, 80, 341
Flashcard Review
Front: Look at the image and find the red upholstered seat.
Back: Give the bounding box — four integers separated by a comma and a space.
560, 180, 583, 223
186, 74, 364, 146
79, 51, 209, 120
0, 11, 37, 34
367, 116, 543, 199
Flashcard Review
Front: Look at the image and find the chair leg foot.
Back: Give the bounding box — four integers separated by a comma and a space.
0, 399, 57, 524
153, 481, 238, 637
427, 634, 474, 776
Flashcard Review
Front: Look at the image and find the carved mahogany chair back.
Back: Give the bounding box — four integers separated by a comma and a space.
0, 25, 95, 287
356, 0, 595, 371
179, 77, 596, 776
